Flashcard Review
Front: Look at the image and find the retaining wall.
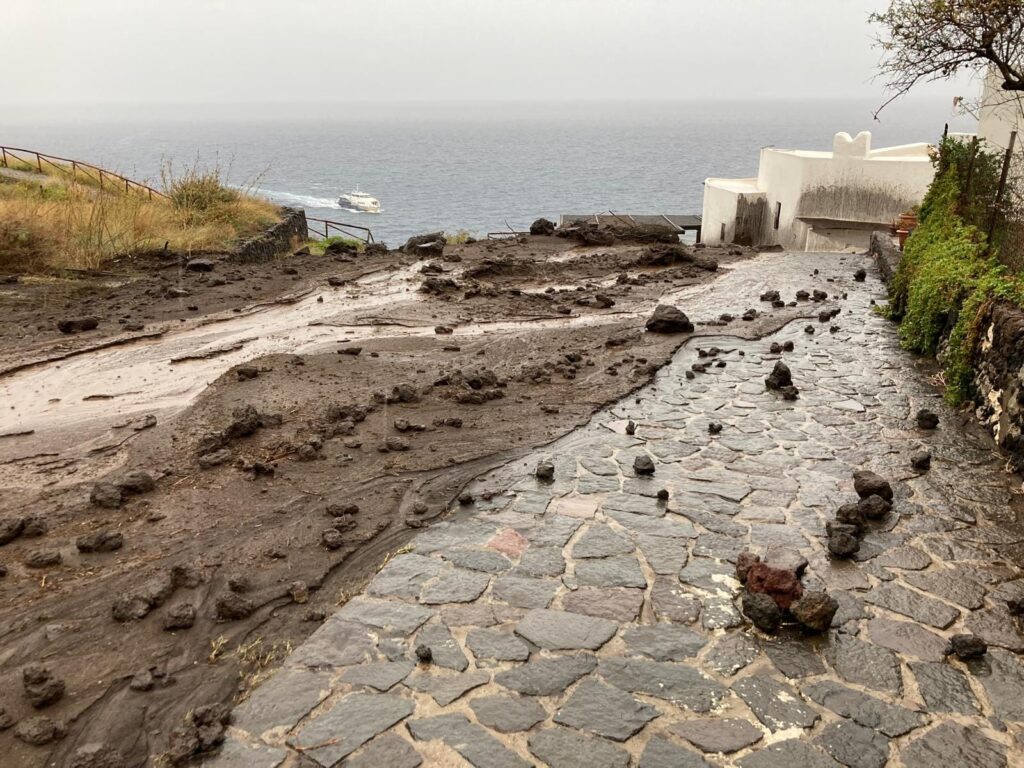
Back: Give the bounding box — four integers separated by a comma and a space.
231, 207, 307, 263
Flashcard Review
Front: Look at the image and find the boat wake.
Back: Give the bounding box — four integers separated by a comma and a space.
255, 188, 344, 210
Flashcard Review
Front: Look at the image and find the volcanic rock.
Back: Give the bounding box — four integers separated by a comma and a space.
765, 361, 793, 390
854, 268, 867, 281
745, 561, 803, 609
215, 593, 256, 621
185, 258, 214, 272
917, 409, 939, 429
633, 454, 655, 475
736, 551, 760, 583
118, 470, 155, 495
947, 634, 987, 660
57, 317, 99, 334
853, 470, 893, 502
403, 232, 446, 257
23, 664, 65, 708
536, 461, 555, 481
163, 603, 197, 631
76, 530, 123, 553
826, 522, 861, 558
911, 450, 932, 471
858, 494, 892, 520
645, 304, 694, 333
90, 482, 123, 508
530, 218, 556, 236
791, 591, 839, 632
742, 591, 781, 632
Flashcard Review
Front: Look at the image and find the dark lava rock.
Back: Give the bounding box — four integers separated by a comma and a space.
166, 705, 230, 766
853, 470, 893, 502
57, 316, 99, 334
792, 591, 839, 632
826, 522, 861, 558
625, 420, 636, 436
736, 551, 760, 583
21, 515, 47, 537
783, 340, 794, 351
812, 289, 828, 301
215, 593, 256, 621
835, 503, 866, 532
645, 304, 694, 333
911, 450, 932, 471
779, 385, 800, 401
536, 460, 555, 481
14, 715, 65, 746
23, 664, 65, 708
321, 529, 345, 550
236, 365, 259, 380
90, 482, 123, 508
917, 408, 940, 429
594, 294, 615, 308
416, 644, 434, 663
818, 310, 833, 322
224, 404, 263, 439
112, 595, 154, 623
805, 325, 815, 334
75, 530, 123, 553
947, 634, 987, 660
770, 342, 782, 354
633, 454, 656, 475
745, 561, 803, 609
854, 268, 867, 281
858, 494, 892, 520
163, 602, 197, 631
708, 422, 723, 435
765, 361, 793, 390
25, 550, 62, 568
129, 670, 154, 692
403, 231, 446, 257
185, 258, 214, 272
118, 470, 155, 495
742, 591, 781, 632
0, 516, 25, 544
530, 218, 556, 236
656, 488, 669, 501
760, 290, 781, 302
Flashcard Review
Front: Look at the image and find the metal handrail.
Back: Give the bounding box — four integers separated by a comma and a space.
306, 216, 374, 244
0, 145, 167, 200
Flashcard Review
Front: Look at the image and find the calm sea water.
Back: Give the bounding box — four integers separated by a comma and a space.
1, 100, 974, 246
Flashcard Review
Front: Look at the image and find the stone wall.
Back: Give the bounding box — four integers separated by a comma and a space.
871, 229, 1024, 472
231, 207, 307, 263
973, 301, 1024, 472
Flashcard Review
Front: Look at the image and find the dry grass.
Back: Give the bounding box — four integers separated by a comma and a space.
0, 160, 281, 273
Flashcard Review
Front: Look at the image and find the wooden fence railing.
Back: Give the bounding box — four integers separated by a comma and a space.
0, 145, 167, 200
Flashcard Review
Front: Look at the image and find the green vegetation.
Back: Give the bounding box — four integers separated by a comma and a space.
445, 229, 476, 245
308, 234, 364, 255
889, 137, 1024, 402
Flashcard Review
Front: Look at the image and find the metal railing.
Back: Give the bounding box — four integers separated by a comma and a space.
306, 216, 374, 244
0, 145, 167, 200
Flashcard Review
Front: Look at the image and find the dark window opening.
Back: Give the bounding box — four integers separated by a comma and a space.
773, 202, 782, 230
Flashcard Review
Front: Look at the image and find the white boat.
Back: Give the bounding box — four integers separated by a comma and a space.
338, 189, 380, 213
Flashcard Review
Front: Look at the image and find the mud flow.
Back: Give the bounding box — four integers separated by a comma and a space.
6, 237, 1011, 767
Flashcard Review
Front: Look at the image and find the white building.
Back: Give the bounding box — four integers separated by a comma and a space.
701, 131, 936, 252
977, 67, 1023, 153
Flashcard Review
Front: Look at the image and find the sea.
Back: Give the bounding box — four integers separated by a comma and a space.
1, 99, 976, 247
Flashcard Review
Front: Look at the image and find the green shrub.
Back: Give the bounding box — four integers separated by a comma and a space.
890, 137, 1024, 402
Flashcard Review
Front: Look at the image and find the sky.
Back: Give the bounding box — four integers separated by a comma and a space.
6, 0, 977, 110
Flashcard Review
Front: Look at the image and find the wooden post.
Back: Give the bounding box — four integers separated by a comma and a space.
987, 130, 1018, 251
36, 153, 42, 173
1, 148, 6, 168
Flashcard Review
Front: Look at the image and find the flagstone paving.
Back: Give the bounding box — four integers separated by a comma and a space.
203, 252, 1024, 767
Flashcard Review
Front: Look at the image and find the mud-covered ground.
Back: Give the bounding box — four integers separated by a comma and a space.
0, 234, 837, 766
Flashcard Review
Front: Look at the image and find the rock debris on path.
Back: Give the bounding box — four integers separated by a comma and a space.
204, 252, 1024, 768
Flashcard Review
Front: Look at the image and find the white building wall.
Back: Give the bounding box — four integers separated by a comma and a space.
702, 132, 935, 251
978, 67, 1023, 152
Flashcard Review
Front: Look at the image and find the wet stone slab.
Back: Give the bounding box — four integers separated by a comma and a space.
669, 717, 764, 753
407, 713, 532, 768
466, 627, 531, 662
562, 586, 644, 622
598, 658, 726, 712
814, 720, 890, 768
469, 695, 548, 733
733, 675, 820, 731
515, 609, 618, 650
553, 678, 659, 741
495, 654, 597, 696
527, 727, 630, 768
638, 736, 713, 768
900, 722, 1007, 768
290, 692, 414, 766
344, 733, 423, 768
909, 661, 980, 715
862, 583, 960, 629
621, 624, 706, 661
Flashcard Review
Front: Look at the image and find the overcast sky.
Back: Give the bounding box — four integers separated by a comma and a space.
7, 0, 976, 107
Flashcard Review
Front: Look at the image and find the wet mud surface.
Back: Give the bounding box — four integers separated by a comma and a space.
0, 236, 826, 765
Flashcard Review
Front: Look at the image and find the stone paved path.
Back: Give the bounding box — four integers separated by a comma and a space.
205, 252, 1024, 768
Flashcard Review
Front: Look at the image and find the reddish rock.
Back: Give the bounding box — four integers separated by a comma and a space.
744, 561, 803, 609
